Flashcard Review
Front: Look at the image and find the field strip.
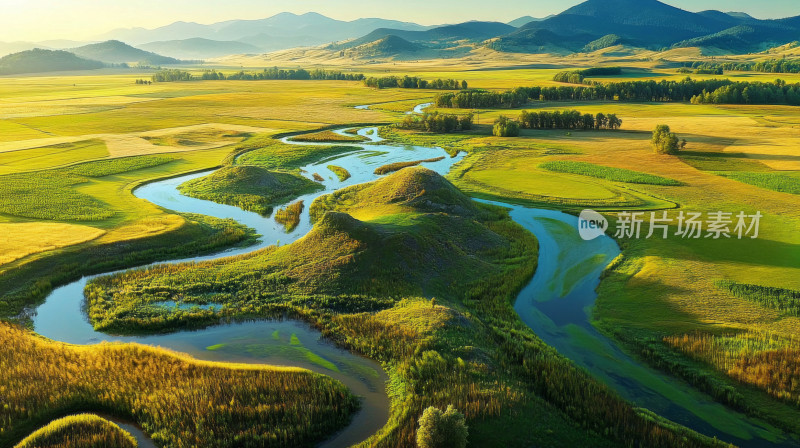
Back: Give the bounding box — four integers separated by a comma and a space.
0, 222, 106, 266
0, 123, 276, 157
726, 139, 800, 171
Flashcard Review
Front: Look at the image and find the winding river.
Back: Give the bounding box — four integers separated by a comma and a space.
29, 105, 794, 447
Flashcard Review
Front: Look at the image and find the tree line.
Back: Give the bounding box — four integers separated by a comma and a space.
519, 110, 622, 130
677, 67, 723, 75
491, 110, 623, 138
434, 77, 800, 108
399, 111, 473, 133
690, 79, 800, 105
552, 67, 622, 84
364, 76, 467, 90
682, 59, 800, 74
435, 90, 529, 109
151, 68, 366, 83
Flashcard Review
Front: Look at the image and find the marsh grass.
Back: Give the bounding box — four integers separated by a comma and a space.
327, 165, 351, 181
665, 331, 800, 407
14, 414, 137, 448
274, 200, 304, 232
0, 323, 358, 448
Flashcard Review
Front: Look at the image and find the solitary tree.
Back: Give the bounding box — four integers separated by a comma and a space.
417, 405, 468, 448
651, 124, 682, 154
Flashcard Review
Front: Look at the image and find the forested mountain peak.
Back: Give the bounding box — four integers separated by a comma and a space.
491, 0, 797, 53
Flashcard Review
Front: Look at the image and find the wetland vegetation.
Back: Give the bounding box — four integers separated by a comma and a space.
2, 10, 800, 446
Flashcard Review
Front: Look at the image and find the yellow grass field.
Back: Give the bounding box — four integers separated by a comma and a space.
0, 222, 106, 265
0, 75, 427, 268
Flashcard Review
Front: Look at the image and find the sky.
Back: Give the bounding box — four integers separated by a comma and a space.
1, 0, 799, 42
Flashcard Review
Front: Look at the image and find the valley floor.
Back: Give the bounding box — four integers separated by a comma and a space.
1, 62, 799, 447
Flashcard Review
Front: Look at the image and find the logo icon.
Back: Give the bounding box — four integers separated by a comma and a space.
578, 209, 608, 241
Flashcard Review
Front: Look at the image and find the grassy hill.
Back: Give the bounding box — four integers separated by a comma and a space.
178, 165, 322, 215
71, 40, 180, 65
0, 49, 103, 75
344, 35, 424, 59
85, 166, 526, 327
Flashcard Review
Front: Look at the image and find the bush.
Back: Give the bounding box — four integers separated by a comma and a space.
417, 405, 468, 448
651, 125, 686, 155
493, 116, 520, 137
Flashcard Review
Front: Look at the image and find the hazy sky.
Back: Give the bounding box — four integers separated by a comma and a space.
2, 0, 798, 42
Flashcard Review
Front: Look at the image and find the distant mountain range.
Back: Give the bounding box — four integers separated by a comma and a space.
331, 21, 516, 51
94, 12, 434, 52
492, 0, 800, 53
138, 38, 261, 60
2, 2, 800, 72
322, 1, 800, 59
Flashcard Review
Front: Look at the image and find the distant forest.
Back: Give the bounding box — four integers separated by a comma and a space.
151, 68, 365, 82
435, 78, 800, 107
552, 67, 623, 84
681, 59, 800, 74
364, 76, 467, 90
149, 70, 467, 91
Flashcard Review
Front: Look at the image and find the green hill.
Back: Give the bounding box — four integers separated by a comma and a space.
583, 34, 635, 52
0, 49, 103, 75
71, 40, 180, 65
178, 165, 321, 215
345, 35, 424, 59
311, 166, 480, 220
87, 166, 526, 322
